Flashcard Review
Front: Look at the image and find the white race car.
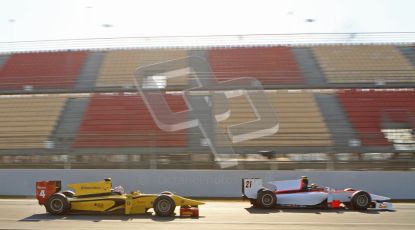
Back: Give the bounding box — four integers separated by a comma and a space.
242, 176, 393, 210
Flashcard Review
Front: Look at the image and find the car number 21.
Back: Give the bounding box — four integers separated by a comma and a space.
245, 180, 252, 188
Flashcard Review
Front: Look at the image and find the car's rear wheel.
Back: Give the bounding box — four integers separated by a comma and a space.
153, 195, 176, 217
257, 190, 276, 209
45, 193, 70, 215
249, 199, 260, 208
351, 191, 371, 210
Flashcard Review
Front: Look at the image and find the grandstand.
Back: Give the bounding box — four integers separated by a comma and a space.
208, 47, 304, 84
215, 90, 332, 147
313, 46, 415, 84
337, 89, 415, 146
74, 93, 187, 148
0, 43, 414, 170
0, 51, 87, 90
96, 49, 189, 88
0, 95, 66, 149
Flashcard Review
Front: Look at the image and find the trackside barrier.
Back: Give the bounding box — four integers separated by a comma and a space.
0, 169, 414, 199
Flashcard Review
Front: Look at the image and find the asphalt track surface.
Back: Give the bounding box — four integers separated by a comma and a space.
0, 199, 414, 230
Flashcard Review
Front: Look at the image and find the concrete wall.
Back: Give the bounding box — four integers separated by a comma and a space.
0, 169, 414, 199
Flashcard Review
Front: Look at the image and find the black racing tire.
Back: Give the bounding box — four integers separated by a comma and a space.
249, 199, 261, 208
62, 190, 75, 198
257, 190, 276, 209
343, 202, 353, 210
351, 191, 372, 210
153, 195, 176, 217
45, 193, 70, 215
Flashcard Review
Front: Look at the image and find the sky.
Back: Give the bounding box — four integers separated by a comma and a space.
0, 0, 414, 49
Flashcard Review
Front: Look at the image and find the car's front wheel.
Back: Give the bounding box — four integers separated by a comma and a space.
45, 193, 70, 215
351, 191, 372, 210
343, 202, 353, 210
153, 195, 176, 217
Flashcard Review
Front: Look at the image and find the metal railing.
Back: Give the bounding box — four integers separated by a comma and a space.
1, 32, 415, 53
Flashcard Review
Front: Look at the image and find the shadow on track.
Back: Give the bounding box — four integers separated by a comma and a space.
245, 206, 393, 215
19, 212, 203, 222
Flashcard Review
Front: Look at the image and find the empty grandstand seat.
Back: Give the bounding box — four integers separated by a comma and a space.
214, 90, 332, 147
313, 46, 415, 83
0, 96, 66, 149
0, 51, 87, 90
337, 90, 415, 146
95, 49, 188, 88
74, 93, 187, 148
208, 47, 304, 85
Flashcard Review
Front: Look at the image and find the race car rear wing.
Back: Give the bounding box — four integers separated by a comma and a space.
242, 178, 263, 199
35, 180, 61, 205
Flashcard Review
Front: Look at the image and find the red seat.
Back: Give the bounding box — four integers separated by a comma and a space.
0, 51, 87, 90
337, 90, 415, 146
74, 93, 187, 148
208, 47, 304, 84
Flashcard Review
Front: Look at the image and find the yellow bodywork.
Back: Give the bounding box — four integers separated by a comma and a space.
70, 195, 125, 212
65, 179, 204, 215
68, 180, 112, 196
124, 193, 204, 214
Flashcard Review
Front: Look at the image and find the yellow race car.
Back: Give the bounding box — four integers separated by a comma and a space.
35, 178, 203, 217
